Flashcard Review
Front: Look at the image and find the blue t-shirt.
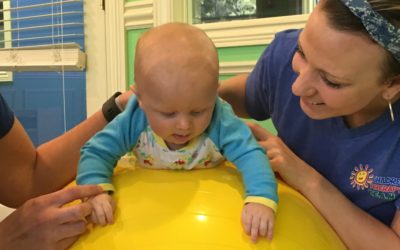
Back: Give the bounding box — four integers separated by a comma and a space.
0, 93, 14, 139
246, 29, 400, 225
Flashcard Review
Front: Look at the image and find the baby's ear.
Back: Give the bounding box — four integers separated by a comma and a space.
130, 84, 137, 94
136, 93, 143, 107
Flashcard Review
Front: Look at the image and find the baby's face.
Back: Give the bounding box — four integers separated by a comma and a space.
137, 73, 218, 150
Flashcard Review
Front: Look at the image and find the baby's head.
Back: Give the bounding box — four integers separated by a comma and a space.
134, 23, 219, 150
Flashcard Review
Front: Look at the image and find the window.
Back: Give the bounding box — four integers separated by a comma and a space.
160, 0, 317, 48
0, 1, 3, 48
193, 0, 313, 24
191, 0, 317, 24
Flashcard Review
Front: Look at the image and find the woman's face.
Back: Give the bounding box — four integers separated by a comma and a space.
291, 5, 392, 127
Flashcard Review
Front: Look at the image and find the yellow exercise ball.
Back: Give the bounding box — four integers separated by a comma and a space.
71, 161, 345, 250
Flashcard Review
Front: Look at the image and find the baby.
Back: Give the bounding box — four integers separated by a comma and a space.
77, 23, 278, 242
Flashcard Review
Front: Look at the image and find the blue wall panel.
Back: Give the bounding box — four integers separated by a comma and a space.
1, 72, 86, 146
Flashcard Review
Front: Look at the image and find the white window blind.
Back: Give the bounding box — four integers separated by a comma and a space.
0, 0, 85, 73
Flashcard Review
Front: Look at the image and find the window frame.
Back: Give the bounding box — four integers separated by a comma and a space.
0, 1, 13, 82
117, 0, 312, 90
153, 0, 311, 47
152, 0, 311, 74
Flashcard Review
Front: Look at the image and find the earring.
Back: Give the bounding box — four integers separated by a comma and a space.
389, 100, 395, 122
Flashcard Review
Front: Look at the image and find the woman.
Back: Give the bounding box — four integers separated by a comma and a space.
0, 89, 132, 249
219, 0, 400, 249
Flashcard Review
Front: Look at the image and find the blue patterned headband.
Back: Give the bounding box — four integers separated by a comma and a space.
340, 0, 400, 63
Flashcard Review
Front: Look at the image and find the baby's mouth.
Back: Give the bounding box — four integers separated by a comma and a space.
173, 134, 190, 140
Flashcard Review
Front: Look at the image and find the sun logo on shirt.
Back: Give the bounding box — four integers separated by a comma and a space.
349, 164, 374, 190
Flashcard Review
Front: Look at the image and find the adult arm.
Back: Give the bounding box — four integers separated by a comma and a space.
248, 122, 400, 250
0, 90, 134, 207
218, 74, 250, 118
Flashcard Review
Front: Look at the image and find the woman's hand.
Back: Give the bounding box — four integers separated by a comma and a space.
246, 122, 316, 192
0, 185, 102, 250
116, 85, 136, 110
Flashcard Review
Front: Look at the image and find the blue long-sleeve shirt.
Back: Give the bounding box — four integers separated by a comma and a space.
77, 96, 278, 211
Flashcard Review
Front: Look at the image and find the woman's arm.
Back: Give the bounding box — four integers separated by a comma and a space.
247, 122, 400, 250
0, 90, 133, 207
218, 74, 250, 118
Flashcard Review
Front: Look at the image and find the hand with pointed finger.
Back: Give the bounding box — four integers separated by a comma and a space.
86, 192, 116, 226
246, 121, 314, 191
0, 185, 102, 250
242, 202, 275, 243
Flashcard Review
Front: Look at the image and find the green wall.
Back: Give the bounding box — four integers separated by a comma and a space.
127, 29, 148, 85
218, 45, 265, 62
217, 45, 276, 133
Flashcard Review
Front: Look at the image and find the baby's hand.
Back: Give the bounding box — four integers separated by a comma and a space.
86, 192, 116, 226
241, 203, 275, 243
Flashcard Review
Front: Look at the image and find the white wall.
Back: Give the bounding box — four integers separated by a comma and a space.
84, 0, 108, 116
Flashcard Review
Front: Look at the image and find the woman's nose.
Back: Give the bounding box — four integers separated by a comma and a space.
292, 73, 317, 97
292, 57, 317, 97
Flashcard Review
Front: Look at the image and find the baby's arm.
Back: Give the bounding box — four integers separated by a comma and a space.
77, 97, 146, 226
242, 203, 275, 243
208, 99, 278, 242
86, 192, 116, 226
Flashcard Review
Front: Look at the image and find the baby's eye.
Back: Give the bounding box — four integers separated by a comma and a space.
191, 110, 204, 116
162, 112, 176, 117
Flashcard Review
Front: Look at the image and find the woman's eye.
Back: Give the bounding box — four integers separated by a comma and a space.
322, 77, 342, 89
296, 45, 305, 59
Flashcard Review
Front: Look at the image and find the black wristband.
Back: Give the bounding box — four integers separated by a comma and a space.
102, 91, 122, 122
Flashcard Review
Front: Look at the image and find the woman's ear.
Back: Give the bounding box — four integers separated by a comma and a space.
382, 74, 400, 101
392, 74, 400, 86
